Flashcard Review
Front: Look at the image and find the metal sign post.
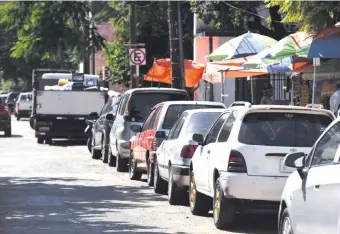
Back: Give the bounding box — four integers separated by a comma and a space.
218, 69, 229, 103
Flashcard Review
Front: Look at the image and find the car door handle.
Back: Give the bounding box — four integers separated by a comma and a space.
314, 185, 320, 190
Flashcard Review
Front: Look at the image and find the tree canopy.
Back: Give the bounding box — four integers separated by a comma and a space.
266, 0, 340, 31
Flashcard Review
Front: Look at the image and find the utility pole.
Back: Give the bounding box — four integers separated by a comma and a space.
129, 3, 137, 88
177, 1, 185, 87
168, 1, 181, 89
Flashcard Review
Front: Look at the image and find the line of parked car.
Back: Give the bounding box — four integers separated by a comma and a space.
86, 87, 339, 233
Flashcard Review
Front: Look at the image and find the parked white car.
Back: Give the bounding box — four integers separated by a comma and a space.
15, 92, 32, 120
155, 108, 224, 205
279, 117, 340, 234
189, 102, 335, 230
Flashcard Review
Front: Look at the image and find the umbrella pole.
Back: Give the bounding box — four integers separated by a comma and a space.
312, 65, 316, 105
250, 76, 254, 103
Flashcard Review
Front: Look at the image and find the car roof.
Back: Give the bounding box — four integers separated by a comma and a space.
182, 108, 225, 115
123, 87, 187, 95
158, 101, 226, 108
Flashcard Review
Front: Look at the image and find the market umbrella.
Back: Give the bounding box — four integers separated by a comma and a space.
207, 31, 277, 61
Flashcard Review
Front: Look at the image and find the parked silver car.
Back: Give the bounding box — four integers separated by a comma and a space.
15, 92, 32, 120
108, 88, 189, 172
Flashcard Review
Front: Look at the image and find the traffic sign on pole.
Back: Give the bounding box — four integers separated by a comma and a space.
129, 48, 146, 66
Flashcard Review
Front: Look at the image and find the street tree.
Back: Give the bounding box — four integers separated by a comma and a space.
266, 0, 340, 31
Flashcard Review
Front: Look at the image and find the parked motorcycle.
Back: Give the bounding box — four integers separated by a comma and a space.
85, 119, 95, 153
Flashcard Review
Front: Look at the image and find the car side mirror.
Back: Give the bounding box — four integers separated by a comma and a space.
89, 112, 99, 118
192, 133, 204, 145
106, 113, 115, 121
284, 152, 305, 169
130, 125, 142, 133
155, 131, 166, 138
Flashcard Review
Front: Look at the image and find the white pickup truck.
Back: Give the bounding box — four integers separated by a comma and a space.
31, 69, 108, 144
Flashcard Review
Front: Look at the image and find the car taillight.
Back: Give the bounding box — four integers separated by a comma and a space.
227, 150, 247, 173
180, 145, 198, 158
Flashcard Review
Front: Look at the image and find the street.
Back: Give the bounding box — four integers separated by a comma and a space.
0, 117, 277, 234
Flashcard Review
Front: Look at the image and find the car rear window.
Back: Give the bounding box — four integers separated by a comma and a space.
129, 92, 188, 122
185, 112, 222, 136
162, 104, 223, 129
7, 93, 19, 102
238, 112, 333, 147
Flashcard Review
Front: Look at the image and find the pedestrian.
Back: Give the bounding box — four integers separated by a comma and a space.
329, 81, 340, 115
261, 82, 274, 105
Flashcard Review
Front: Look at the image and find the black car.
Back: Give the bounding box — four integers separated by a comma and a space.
0, 97, 11, 136
5, 92, 20, 113
89, 96, 120, 165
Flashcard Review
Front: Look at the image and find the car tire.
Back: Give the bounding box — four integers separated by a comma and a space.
45, 138, 52, 144
101, 135, 108, 163
4, 127, 11, 137
116, 150, 128, 172
91, 136, 101, 159
146, 158, 154, 186
279, 208, 294, 234
16, 115, 20, 121
189, 170, 211, 216
37, 138, 44, 144
107, 145, 116, 167
213, 178, 236, 230
87, 135, 92, 153
168, 167, 184, 205
129, 152, 142, 180
153, 162, 167, 195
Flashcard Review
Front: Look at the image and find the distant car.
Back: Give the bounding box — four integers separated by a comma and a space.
0, 97, 11, 136
109, 88, 190, 172
15, 92, 32, 120
278, 117, 340, 234
156, 108, 224, 205
5, 92, 20, 113
129, 101, 225, 187
189, 102, 334, 230
90, 97, 120, 167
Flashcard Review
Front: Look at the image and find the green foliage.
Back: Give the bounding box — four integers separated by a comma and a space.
0, 1, 105, 64
266, 0, 340, 31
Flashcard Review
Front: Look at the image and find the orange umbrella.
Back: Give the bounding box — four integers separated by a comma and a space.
144, 59, 205, 88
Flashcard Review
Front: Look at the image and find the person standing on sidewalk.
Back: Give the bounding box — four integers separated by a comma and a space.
330, 82, 340, 115
261, 82, 274, 105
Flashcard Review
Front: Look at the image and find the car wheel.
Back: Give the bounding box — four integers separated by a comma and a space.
91, 136, 101, 159
146, 158, 154, 186
116, 150, 128, 172
189, 170, 211, 216
37, 138, 44, 144
16, 115, 20, 121
129, 152, 142, 180
168, 166, 185, 205
101, 135, 108, 163
45, 138, 52, 144
87, 135, 92, 153
279, 208, 294, 234
4, 127, 11, 137
107, 145, 116, 167
213, 177, 236, 230
153, 162, 167, 194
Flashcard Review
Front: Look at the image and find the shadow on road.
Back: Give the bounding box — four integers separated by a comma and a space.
0, 134, 22, 138
48, 139, 87, 147
0, 176, 174, 234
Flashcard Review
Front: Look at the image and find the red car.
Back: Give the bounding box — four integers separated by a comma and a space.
0, 97, 11, 137
129, 101, 225, 186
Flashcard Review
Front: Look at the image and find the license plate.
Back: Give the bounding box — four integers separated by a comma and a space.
280, 158, 294, 173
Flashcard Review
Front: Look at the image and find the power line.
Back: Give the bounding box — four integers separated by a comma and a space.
221, 1, 282, 24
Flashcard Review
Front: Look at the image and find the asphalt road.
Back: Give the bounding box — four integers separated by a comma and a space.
0, 117, 277, 234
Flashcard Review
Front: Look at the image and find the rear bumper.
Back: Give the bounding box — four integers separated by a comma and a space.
35, 131, 90, 139
16, 110, 31, 117
219, 173, 287, 202
171, 165, 190, 187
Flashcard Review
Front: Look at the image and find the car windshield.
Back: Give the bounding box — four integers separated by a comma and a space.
185, 112, 222, 136
129, 92, 188, 122
162, 105, 223, 129
238, 112, 333, 147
